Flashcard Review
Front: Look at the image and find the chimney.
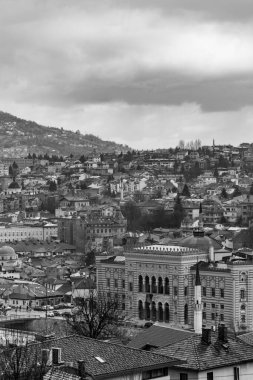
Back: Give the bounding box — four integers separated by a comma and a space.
201, 328, 212, 345
78, 360, 86, 380
218, 325, 228, 343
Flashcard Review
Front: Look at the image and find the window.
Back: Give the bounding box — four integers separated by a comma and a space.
114, 279, 118, 288
211, 288, 215, 297
240, 289, 245, 300
106, 279, 110, 287
234, 367, 240, 380
220, 288, 224, 298
241, 314, 246, 323
203, 302, 206, 308
180, 374, 188, 380
203, 287, 206, 296
184, 286, 188, 297
211, 313, 215, 321
220, 314, 224, 322
129, 282, 133, 292
143, 368, 168, 379
211, 303, 215, 309
207, 373, 213, 380
221, 304, 224, 310
173, 287, 178, 296
122, 280, 125, 289
203, 312, 206, 320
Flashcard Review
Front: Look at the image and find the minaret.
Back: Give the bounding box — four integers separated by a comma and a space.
194, 262, 203, 334
198, 202, 203, 230
120, 178, 124, 201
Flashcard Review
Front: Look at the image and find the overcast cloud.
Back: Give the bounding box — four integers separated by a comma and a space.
1, 0, 253, 149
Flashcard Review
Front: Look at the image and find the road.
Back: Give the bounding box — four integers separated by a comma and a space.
4, 308, 71, 320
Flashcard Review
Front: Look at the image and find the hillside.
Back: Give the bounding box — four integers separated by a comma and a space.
0, 111, 130, 157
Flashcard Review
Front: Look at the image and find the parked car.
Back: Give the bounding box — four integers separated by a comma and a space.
64, 303, 74, 308
54, 303, 67, 310
33, 306, 43, 311
53, 310, 61, 316
144, 322, 153, 328
61, 311, 72, 318
42, 305, 54, 311
47, 311, 54, 317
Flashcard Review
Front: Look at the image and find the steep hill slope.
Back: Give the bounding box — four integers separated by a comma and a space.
0, 111, 129, 157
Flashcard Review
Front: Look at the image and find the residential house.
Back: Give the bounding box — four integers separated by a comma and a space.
40, 334, 182, 380
156, 326, 253, 380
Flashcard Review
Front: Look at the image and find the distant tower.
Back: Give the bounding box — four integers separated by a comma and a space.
212, 139, 215, 154
194, 262, 203, 334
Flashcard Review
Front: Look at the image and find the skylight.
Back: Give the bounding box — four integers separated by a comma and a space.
95, 356, 105, 363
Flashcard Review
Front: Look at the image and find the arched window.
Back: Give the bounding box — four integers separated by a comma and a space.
145, 301, 150, 320
240, 289, 246, 301
151, 301, 157, 321
151, 276, 157, 293
158, 302, 163, 322
145, 276, 150, 293
184, 304, 188, 325
164, 303, 170, 322
158, 277, 163, 294
138, 275, 143, 292
165, 277, 170, 295
138, 300, 144, 320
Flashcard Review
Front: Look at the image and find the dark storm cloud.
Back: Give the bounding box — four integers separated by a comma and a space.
0, 0, 253, 147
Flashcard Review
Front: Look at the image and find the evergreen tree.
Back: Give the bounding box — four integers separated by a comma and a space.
173, 194, 184, 228
79, 155, 86, 163
182, 184, 191, 197
221, 187, 228, 199
48, 180, 57, 192
233, 185, 242, 198
220, 215, 227, 224
249, 183, 253, 195
8, 165, 13, 177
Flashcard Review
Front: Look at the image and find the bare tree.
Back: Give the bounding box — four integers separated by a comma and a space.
0, 343, 48, 380
66, 290, 120, 339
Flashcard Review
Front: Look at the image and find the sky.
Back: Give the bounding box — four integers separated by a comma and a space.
1, 0, 253, 149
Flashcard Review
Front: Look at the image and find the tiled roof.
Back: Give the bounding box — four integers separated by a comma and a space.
100, 256, 125, 265
237, 332, 253, 346
74, 278, 96, 290
44, 367, 80, 380
157, 334, 253, 371
128, 325, 193, 349
36, 335, 182, 379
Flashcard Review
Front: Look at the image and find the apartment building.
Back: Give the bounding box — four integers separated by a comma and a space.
0, 223, 58, 242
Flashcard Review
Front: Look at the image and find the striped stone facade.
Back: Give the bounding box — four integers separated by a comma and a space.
96, 245, 253, 332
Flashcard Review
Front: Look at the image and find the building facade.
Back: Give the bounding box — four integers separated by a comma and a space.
97, 244, 253, 332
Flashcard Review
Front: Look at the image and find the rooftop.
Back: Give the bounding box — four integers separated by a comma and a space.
157, 333, 253, 371
36, 335, 182, 379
